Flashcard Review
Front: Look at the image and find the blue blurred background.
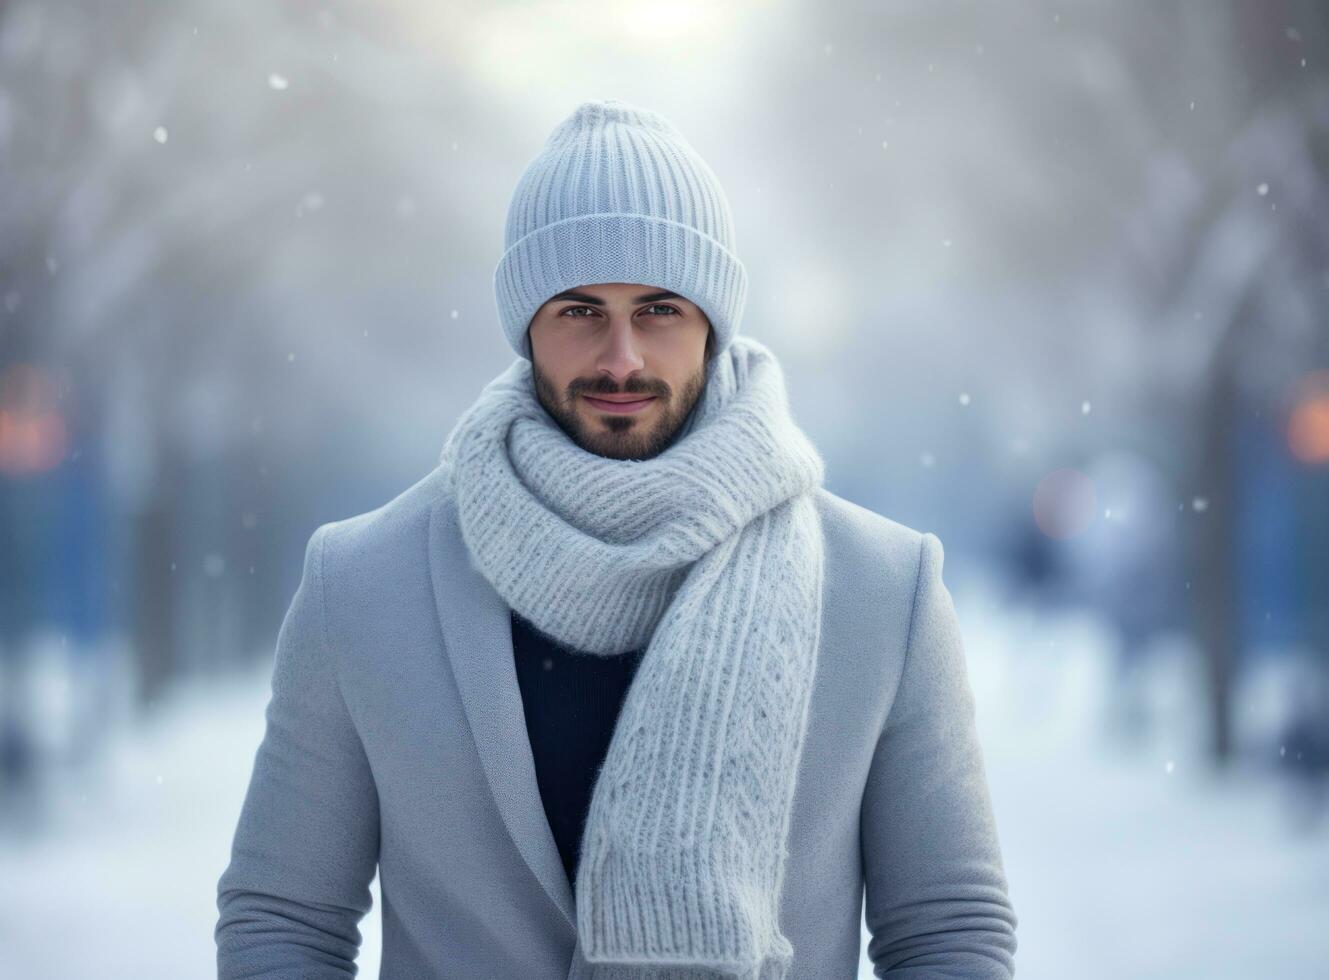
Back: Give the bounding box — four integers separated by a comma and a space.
2, 1, 1328, 977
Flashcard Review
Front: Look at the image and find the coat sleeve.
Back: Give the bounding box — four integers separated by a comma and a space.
215, 523, 381, 979
861, 532, 1018, 978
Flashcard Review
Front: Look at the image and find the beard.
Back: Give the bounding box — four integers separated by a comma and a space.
531, 357, 708, 461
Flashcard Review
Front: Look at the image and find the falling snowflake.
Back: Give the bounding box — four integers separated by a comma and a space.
153, 126, 168, 143
268, 72, 289, 90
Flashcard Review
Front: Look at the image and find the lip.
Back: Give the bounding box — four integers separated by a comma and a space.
583, 394, 657, 414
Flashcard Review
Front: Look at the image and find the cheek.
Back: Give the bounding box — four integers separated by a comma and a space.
531, 335, 573, 380
533, 328, 594, 375
661, 356, 707, 393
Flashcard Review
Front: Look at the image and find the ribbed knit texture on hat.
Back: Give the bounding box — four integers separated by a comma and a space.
494, 98, 748, 363
437, 334, 825, 979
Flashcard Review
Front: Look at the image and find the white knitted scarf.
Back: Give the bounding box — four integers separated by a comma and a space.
437, 334, 826, 979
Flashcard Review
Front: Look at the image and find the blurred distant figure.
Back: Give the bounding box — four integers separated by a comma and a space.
1019, 451, 1183, 748
1277, 681, 1329, 830
0, 713, 34, 795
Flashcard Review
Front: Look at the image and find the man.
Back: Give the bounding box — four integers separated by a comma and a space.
216, 98, 1018, 979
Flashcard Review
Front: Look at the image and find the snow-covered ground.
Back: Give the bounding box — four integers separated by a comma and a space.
1, 576, 1326, 979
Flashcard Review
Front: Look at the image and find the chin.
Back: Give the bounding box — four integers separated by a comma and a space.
587, 428, 666, 461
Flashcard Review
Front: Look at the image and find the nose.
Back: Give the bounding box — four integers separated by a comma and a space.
595, 316, 646, 385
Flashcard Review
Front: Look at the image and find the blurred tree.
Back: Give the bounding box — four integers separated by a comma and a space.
1107, 2, 1329, 763
0, 0, 504, 718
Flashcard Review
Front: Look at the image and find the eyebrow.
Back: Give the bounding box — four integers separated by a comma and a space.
549, 289, 683, 305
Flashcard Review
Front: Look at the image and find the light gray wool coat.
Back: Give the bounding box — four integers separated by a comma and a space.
215, 463, 1019, 978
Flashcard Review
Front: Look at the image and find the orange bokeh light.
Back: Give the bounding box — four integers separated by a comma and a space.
1287, 369, 1329, 465
0, 363, 68, 475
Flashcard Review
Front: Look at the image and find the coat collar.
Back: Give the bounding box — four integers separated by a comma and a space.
426, 486, 578, 932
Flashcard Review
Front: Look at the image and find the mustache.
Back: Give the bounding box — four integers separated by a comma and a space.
570, 377, 669, 398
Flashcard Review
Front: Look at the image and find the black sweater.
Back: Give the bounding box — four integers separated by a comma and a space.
510, 610, 647, 888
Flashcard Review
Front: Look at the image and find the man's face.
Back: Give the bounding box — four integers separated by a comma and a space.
527, 282, 713, 461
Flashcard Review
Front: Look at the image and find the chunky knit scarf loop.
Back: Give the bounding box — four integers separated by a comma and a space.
438, 334, 826, 979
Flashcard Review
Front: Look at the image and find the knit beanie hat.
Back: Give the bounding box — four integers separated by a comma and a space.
494, 98, 748, 363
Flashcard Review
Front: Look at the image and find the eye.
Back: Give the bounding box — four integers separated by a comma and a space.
643, 304, 680, 316
559, 305, 598, 317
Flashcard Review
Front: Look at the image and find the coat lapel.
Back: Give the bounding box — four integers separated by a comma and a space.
426, 491, 577, 932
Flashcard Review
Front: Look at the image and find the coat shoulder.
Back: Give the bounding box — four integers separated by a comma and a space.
314, 463, 454, 591
812, 486, 935, 639
813, 486, 927, 574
